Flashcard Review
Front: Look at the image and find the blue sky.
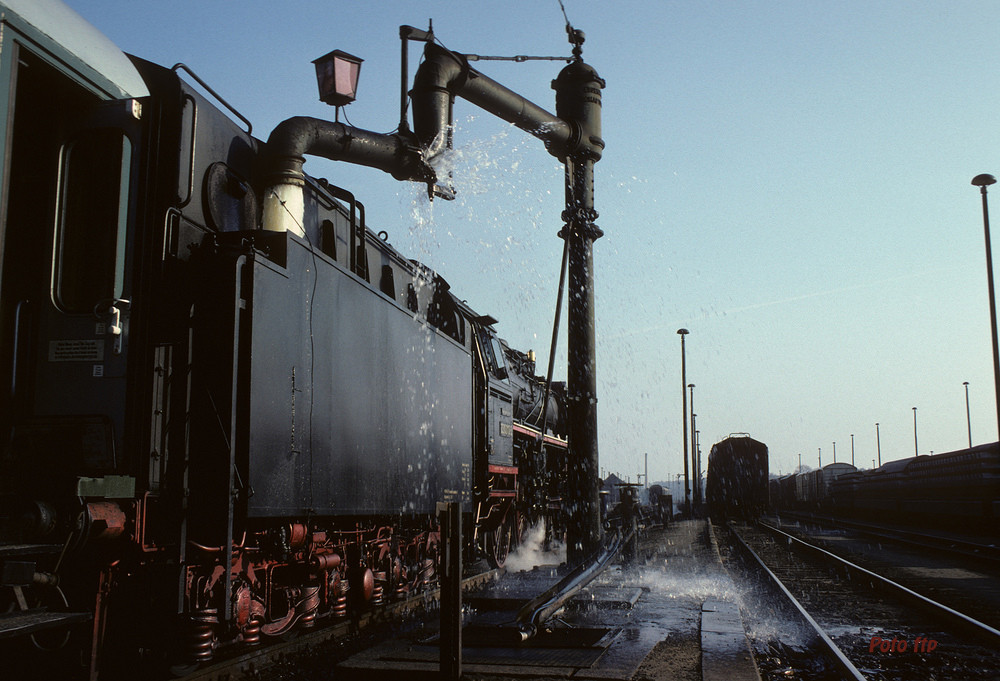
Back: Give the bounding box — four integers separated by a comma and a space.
65, 0, 1000, 481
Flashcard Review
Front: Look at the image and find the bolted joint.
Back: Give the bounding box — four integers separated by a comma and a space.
579, 221, 604, 241
564, 221, 603, 241
561, 207, 599, 223
562, 208, 603, 241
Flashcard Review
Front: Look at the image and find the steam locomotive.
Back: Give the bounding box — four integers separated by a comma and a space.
0, 1, 571, 677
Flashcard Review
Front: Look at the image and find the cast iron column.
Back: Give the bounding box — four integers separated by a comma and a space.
555, 57, 605, 565
689, 384, 699, 508
973, 174, 1000, 443
678, 330, 690, 513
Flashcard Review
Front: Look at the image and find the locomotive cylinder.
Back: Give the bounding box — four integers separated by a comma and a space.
310, 552, 342, 570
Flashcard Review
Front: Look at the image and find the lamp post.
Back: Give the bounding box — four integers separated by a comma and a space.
875, 422, 881, 467
689, 383, 699, 507
912, 407, 918, 456
695, 429, 702, 505
832, 441, 836, 464
677, 329, 690, 512
850, 433, 855, 467
964, 381, 972, 448
973, 173, 1000, 443
691, 415, 698, 506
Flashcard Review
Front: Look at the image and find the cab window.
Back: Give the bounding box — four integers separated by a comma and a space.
477, 328, 509, 382
53, 129, 131, 313
490, 337, 508, 381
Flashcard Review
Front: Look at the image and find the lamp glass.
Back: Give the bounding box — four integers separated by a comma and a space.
313, 50, 363, 106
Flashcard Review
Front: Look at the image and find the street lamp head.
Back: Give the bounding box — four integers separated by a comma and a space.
688, 383, 695, 388
677, 328, 689, 335
972, 174, 997, 188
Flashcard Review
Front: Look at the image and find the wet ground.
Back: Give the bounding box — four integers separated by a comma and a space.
331, 519, 758, 680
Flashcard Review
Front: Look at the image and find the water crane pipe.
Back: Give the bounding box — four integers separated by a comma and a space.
410, 47, 608, 563
410, 42, 574, 161
513, 528, 624, 641
263, 31, 606, 563
262, 118, 432, 235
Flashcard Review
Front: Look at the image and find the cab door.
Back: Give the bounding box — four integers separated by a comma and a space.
0, 43, 142, 482
32, 119, 138, 464
477, 328, 514, 466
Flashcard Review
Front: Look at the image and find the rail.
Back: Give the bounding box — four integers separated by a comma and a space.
772, 511, 1000, 567
725, 523, 867, 681
757, 519, 1000, 645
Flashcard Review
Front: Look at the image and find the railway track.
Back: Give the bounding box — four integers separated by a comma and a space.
772, 511, 1000, 568
720, 520, 1000, 681
763, 514, 1000, 631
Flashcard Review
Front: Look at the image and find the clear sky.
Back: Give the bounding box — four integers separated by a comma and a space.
65, 0, 1000, 482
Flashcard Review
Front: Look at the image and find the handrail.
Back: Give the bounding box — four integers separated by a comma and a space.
172, 63, 252, 135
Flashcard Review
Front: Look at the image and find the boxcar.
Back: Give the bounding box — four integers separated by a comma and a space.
706, 435, 768, 519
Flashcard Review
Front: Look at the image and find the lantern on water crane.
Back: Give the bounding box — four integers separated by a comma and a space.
312, 49, 363, 107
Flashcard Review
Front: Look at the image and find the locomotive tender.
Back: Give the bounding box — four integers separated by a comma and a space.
0, 1, 575, 676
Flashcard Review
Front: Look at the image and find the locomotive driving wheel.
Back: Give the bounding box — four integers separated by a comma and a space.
485, 518, 511, 569
484, 506, 523, 569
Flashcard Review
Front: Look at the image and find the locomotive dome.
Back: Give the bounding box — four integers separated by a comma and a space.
1, 0, 149, 98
